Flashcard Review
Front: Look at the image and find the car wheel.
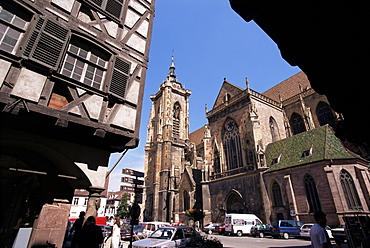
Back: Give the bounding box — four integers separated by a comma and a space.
259, 232, 265, 238
208, 230, 213, 234
283, 232, 289, 239
237, 230, 243, 237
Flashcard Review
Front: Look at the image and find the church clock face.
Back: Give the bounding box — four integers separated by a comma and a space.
225, 119, 236, 131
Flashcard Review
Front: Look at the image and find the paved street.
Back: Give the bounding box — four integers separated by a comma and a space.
206, 234, 349, 248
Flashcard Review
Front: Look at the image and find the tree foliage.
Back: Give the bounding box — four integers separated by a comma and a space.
116, 193, 130, 219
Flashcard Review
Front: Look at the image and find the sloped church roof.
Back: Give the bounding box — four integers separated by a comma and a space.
265, 125, 360, 172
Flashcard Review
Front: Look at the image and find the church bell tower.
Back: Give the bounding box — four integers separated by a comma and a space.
144, 57, 192, 222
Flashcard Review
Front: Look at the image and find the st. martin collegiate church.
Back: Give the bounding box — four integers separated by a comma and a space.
143, 59, 370, 227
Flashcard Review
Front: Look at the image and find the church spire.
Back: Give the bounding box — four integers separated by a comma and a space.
168, 55, 177, 82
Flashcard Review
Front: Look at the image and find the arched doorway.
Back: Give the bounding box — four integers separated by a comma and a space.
226, 190, 244, 213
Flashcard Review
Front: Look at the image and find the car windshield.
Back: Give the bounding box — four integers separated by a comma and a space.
149, 228, 174, 240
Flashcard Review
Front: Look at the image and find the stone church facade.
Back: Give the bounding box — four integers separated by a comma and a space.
144, 68, 370, 226
143, 58, 202, 223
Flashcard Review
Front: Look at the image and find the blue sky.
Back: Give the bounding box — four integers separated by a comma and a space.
108, 0, 300, 191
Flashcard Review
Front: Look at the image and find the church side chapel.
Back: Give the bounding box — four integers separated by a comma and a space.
143, 61, 370, 227
199, 72, 370, 225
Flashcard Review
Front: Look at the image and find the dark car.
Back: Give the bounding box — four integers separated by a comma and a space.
97, 225, 112, 238
271, 220, 304, 239
331, 225, 346, 242
203, 223, 224, 234
250, 224, 272, 238
121, 223, 145, 241
215, 224, 226, 235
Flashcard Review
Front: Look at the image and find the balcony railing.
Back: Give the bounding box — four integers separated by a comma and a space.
209, 165, 255, 180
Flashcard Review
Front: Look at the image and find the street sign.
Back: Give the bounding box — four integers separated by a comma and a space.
122, 168, 144, 178
122, 177, 144, 185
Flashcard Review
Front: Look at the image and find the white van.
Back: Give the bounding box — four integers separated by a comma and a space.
224, 213, 262, 236
142, 222, 171, 237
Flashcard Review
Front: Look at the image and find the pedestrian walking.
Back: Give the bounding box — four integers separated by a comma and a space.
78, 216, 104, 248
111, 217, 121, 248
310, 211, 332, 248
70, 211, 85, 248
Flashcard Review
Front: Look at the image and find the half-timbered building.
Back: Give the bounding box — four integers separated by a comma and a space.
0, 0, 155, 246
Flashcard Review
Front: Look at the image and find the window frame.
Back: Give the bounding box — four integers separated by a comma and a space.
340, 169, 363, 210
0, 6, 30, 54
60, 37, 109, 91
303, 174, 321, 213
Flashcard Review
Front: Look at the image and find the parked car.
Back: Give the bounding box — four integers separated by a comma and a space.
97, 225, 112, 238
271, 220, 304, 239
224, 213, 262, 236
170, 222, 185, 227
250, 224, 272, 238
120, 223, 145, 241
142, 222, 171, 237
132, 226, 200, 248
215, 224, 226, 235
203, 223, 224, 234
331, 225, 346, 242
299, 223, 334, 239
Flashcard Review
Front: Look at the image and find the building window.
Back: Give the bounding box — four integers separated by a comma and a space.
0, 5, 30, 54
183, 190, 190, 211
316, 101, 335, 126
304, 174, 321, 213
84, 198, 88, 206
83, 0, 124, 22
61, 37, 109, 90
213, 148, 221, 174
290, 112, 306, 135
301, 148, 312, 158
246, 149, 254, 165
223, 119, 243, 170
269, 117, 280, 142
272, 181, 284, 207
73, 198, 79, 205
340, 169, 363, 210
173, 102, 181, 137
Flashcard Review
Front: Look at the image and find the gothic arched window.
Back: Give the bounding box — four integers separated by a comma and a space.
213, 147, 221, 174
290, 112, 306, 135
183, 190, 190, 211
340, 170, 363, 210
269, 116, 281, 142
272, 181, 284, 207
223, 119, 243, 170
173, 102, 181, 137
316, 101, 335, 126
304, 174, 321, 213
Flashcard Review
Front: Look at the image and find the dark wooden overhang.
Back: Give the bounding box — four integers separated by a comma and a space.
229, 0, 370, 145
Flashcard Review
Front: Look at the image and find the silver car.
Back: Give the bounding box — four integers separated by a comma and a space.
132, 226, 199, 248
300, 223, 333, 239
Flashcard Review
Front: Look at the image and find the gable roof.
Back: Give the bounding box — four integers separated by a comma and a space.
189, 126, 205, 146
212, 79, 244, 109
265, 125, 360, 172
262, 71, 311, 102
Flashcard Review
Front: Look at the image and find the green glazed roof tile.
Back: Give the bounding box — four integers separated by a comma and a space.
265, 125, 358, 172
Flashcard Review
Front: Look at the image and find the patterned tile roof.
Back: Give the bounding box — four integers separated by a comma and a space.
265, 125, 359, 172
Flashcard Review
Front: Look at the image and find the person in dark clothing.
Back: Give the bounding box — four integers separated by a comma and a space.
70, 211, 85, 248
78, 216, 104, 248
